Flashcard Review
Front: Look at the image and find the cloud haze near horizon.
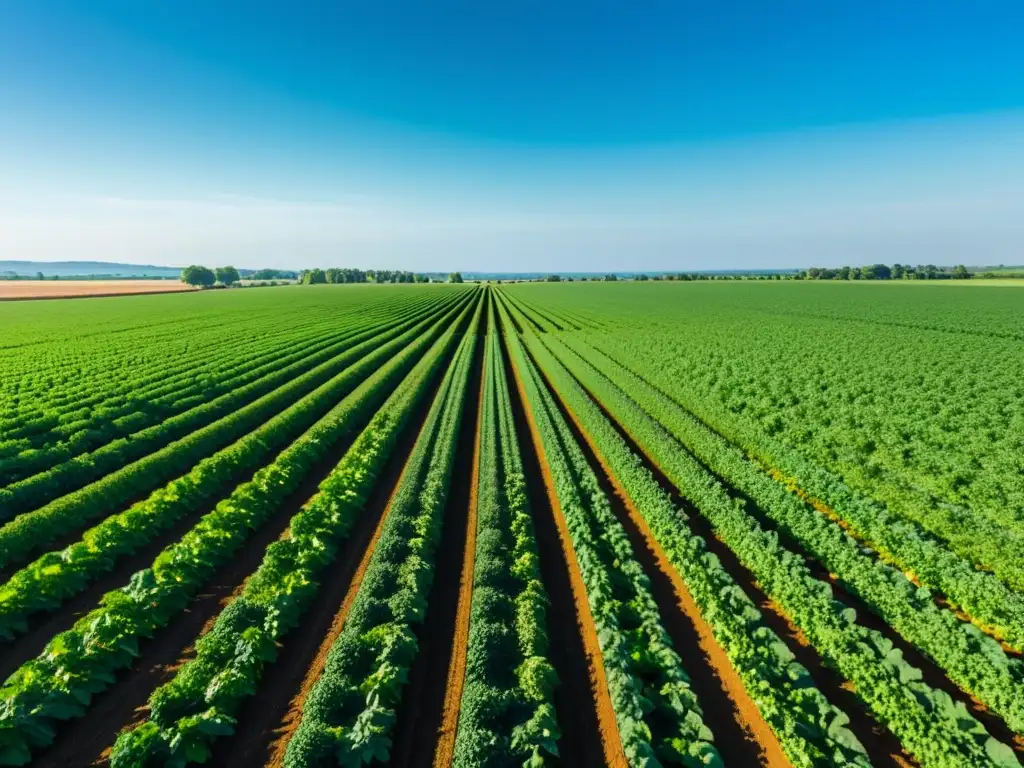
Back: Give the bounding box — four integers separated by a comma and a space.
3, 113, 1023, 271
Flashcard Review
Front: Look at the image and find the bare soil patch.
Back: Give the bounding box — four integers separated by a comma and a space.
0, 280, 195, 300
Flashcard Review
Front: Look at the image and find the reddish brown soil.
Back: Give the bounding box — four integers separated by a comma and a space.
762, 464, 1023, 657
430, 339, 485, 767
531, 354, 791, 768
28, 395, 397, 767
0, 455, 291, 680
578, 336, 1020, 657
388, 322, 485, 768
216, 387, 444, 768
501, 327, 628, 768
219, 340, 465, 768
0, 280, 196, 301
555, 367, 913, 768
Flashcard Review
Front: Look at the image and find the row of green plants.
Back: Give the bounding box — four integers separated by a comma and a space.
0, 310, 342, 448
547, 333, 1024, 735
10, 292, 450, 438
509, 306, 874, 767
0, 294, 458, 519
0, 298, 471, 641
0, 295, 472, 571
0, 301, 472, 767
0, 306, 319, 430
492, 298, 1018, 768
452, 305, 560, 767
568, 334, 1024, 647
0, 297, 442, 487
498, 299, 722, 767
109, 296, 481, 767
282, 301, 481, 767
536, 284, 1024, 591
0, 289, 447, 443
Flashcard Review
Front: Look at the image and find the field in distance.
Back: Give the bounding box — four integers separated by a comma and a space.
0, 279, 196, 300
0, 281, 1023, 768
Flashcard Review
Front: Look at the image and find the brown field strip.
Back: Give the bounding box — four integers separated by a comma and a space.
529, 355, 791, 768
500, 327, 628, 768
0, 280, 197, 300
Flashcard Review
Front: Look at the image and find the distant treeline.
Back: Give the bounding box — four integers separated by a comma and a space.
299, 268, 441, 284
798, 264, 971, 280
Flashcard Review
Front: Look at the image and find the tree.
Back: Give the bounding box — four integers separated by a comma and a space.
604, 274, 618, 281
952, 264, 971, 279
448, 272, 464, 284
181, 265, 216, 288
545, 275, 561, 282
35, 272, 44, 281
215, 266, 240, 286
302, 269, 327, 285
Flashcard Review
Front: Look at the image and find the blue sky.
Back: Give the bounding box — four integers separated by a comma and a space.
1, 2, 1023, 271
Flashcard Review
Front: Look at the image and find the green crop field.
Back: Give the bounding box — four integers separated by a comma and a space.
1, 282, 1023, 768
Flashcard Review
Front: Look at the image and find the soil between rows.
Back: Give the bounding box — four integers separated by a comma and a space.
536, 344, 914, 768
580, 336, 1020, 654
0, 312, 456, 674
27, 338, 453, 768
550, 336, 1024, 757
388, 311, 485, 768
524, 345, 791, 768
211, 341, 457, 768
498, 322, 627, 768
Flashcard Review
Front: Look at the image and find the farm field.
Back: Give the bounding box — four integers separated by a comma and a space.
0, 281, 197, 301
0, 282, 1023, 768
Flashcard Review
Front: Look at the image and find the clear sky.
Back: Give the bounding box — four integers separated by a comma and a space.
2, 1, 1023, 271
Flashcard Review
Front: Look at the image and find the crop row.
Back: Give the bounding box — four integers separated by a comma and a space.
499, 298, 722, 767
0, 295, 445, 487
281, 298, 481, 767
0, 309, 343, 437
0, 293, 472, 571
0, 293, 458, 519
452, 304, 560, 767
495, 296, 1018, 768
109, 294, 482, 767
0, 289, 450, 434
0, 300, 472, 767
546, 333, 1024, 735
0, 294, 447, 484
571, 333, 1024, 630
5, 291, 448, 431
501, 298, 876, 767
0, 296, 472, 641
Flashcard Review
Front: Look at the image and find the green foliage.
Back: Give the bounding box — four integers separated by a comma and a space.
498, 286, 1022, 768
283, 300, 482, 768
495, 296, 722, 766
180, 265, 215, 287
0, 297, 477, 766
214, 266, 240, 285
